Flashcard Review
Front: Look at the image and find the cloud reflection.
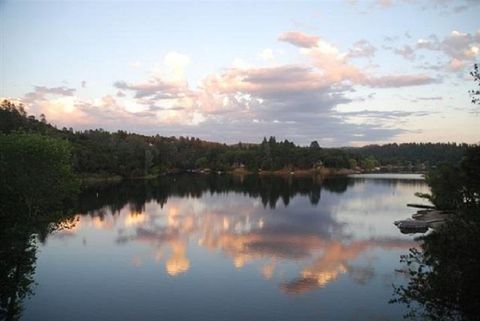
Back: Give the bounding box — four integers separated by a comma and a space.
56, 175, 422, 294
281, 239, 412, 294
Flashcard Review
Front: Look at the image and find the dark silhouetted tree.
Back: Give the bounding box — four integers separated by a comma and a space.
470, 63, 480, 105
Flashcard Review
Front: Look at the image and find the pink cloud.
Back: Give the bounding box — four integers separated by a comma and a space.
278, 31, 320, 48
10, 31, 451, 145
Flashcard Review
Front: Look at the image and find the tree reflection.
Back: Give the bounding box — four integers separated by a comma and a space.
77, 174, 354, 215
0, 133, 78, 320
0, 201, 76, 321
0, 220, 37, 321
391, 146, 480, 320
391, 213, 480, 320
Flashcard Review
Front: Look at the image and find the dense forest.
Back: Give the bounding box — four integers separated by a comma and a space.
0, 99, 470, 179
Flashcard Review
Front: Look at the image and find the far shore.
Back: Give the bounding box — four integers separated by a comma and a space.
78, 166, 431, 187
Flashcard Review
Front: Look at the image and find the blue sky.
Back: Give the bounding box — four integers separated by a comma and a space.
1, 0, 479, 146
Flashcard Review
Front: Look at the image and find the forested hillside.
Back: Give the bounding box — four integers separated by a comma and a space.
0, 100, 469, 178
355, 143, 466, 167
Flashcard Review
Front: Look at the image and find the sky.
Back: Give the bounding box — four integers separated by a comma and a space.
1, 0, 479, 146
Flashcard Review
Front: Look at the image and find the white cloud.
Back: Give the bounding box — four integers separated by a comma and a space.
150, 51, 191, 83
258, 48, 275, 61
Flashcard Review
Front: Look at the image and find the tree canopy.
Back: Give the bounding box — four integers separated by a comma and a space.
0, 100, 470, 180
0, 133, 78, 215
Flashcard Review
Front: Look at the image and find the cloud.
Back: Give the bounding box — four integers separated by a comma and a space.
393, 45, 416, 60
426, 0, 480, 14
348, 40, 377, 59
203, 65, 331, 97
292, 36, 364, 83
278, 31, 320, 48
12, 31, 447, 145
417, 30, 480, 60
365, 74, 438, 87
386, 29, 479, 72
161, 51, 190, 81
337, 110, 433, 119
384, 35, 400, 42
113, 79, 185, 99
335, 110, 434, 130
258, 48, 275, 61
348, 0, 479, 15
448, 58, 466, 71
28, 86, 76, 98
415, 30, 480, 71
280, 31, 435, 87
19, 86, 89, 125
377, 0, 393, 8
415, 96, 443, 101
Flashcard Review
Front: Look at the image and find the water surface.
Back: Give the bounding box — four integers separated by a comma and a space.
23, 174, 429, 321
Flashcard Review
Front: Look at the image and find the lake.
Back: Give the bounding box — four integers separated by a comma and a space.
21, 173, 429, 321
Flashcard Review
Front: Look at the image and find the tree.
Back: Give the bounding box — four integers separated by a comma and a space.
0, 99, 470, 177
361, 156, 378, 171
417, 145, 480, 210
348, 158, 358, 169
0, 133, 78, 215
470, 63, 480, 105
309, 140, 320, 149
391, 216, 480, 321
0, 132, 79, 320
195, 156, 209, 169
391, 146, 480, 320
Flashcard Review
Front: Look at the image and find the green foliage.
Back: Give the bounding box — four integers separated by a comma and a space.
460, 145, 480, 202
195, 156, 209, 169
354, 142, 466, 167
392, 146, 480, 320
348, 158, 358, 169
360, 156, 378, 171
0, 100, 470, 179
424, 164, 464, 210
421, 145, 480, 210
0, 129, 80, 320
0, 100, 54, 135
0, 133, 78, 214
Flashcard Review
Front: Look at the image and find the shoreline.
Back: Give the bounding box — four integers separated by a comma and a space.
78, 168, 426, 186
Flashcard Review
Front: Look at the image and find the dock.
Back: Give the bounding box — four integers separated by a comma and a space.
394, 208, 451, 234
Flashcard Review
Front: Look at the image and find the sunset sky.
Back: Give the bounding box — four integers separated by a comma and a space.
1, 0, 479, 146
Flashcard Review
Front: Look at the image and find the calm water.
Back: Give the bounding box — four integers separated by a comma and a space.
23, 174, 429, 321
